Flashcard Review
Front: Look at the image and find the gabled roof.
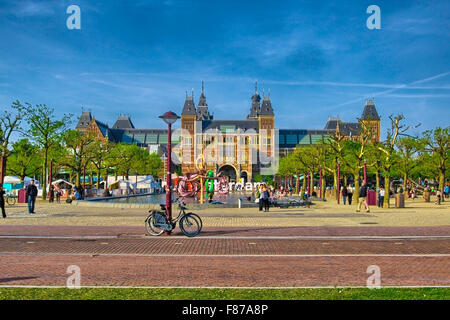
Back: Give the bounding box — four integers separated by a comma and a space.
260, 97, 274, 116
361, 100, 380, 120
113, 116, 135, 129
196, 82, 213, 120
247, 81, 261, 119
324, 117, 341, 130
324, 117, 361, 136
202, 120, 259, 133
76, 111, 92, 130
198, 81, 208, 107
94, 119, 116, 141
181, 95, 196, 116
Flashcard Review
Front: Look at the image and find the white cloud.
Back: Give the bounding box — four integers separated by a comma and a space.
10, 1, 55, 17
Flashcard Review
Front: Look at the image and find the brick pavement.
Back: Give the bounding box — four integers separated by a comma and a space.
0, 198, 448, 288
1, 225, 450, 237
0, 255, 448, 287
0, 235, 448, 287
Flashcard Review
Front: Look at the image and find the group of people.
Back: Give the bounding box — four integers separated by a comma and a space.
340, 185, 355, 205
48, 185, 63, 203
0, 179, 40, 217
256, 184, 272, 212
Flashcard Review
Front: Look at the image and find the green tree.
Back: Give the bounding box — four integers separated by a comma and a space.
0, 101, 25, 181
111, 143, 144, 180
145, 152, 163, 178
341, 121, 375, 206
422, 127, 450, 199
25, 104, 72, 199
395, 137, 424, 188
62, 130, 96, 188
90, 139, 114, 188
6, 139, 41, 182
378, 115, 419, 207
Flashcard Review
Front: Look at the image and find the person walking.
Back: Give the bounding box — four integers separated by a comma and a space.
444, 184, 450, 199
26, 180, 38, 214
436, 190, 442, 205
378, 186, 385, 207
261, 186, 270, 212
357, 182, 370, 213
347, 185, 353, 205
55, 187, 61, 203
0, 184, 6, 218
341, 186, 348, 205
258, 185, 264, 212
49, 185, 55, 203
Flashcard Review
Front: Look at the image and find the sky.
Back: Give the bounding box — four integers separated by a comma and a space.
0, 0, 449, 139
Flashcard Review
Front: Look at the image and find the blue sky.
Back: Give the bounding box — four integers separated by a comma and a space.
0, 0, 449, 138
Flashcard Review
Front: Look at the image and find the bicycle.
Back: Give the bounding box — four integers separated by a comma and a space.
145, 199, 203, 237
5, 193, 16, 206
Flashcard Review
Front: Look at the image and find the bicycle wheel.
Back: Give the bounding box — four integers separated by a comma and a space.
179, 214, 201, 237
145, 214, 165, 236
6, 197, 16, 206
186, 212, 203, 231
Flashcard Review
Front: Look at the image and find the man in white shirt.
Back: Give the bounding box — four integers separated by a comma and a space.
378, 187, 385, 208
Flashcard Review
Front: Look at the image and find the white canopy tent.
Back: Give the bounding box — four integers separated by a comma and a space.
3, 176, 21, 184
109, 179, 136, 190
135, 175, 161, 190
23, 177, 40, 187
52, 179, 74, 189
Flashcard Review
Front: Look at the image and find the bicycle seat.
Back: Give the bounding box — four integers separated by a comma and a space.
160, 204, 166, 211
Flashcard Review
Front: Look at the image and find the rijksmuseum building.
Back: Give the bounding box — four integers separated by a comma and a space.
76, 82, 380, 182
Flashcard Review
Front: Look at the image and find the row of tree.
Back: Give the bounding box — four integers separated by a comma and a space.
277, 115, 449, 208
0, 101, 163, 199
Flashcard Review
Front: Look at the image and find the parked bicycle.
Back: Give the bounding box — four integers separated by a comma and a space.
5, 193, 16, 206
145, 199, 203, 237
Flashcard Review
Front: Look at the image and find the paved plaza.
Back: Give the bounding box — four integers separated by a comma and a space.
0, 198, 449, 288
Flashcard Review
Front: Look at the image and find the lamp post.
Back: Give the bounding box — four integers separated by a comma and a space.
82, 166, 86, 199
319, 166, 322, 199
0, 153, 5, 185
159, 111, 180, 226
337, 162, 341, 204
306, 171, 310, 195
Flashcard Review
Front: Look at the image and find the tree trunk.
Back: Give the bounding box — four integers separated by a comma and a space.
403, 172, 408, 189
354, 172, 360, 207
439, 169, 445, 203
97, 169, 101, 189
42, 150, 48, 200
383, 176, 390, 208
76, 171, 80, 188
333, 171, 337, 199
310, 171, 314, 195
302, 172, 306, 193
376, 170, 380, 191
104, 169, 108, 190
321, 176, 326, 198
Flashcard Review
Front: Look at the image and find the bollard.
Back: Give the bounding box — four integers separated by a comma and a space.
238, 198, 242, 209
